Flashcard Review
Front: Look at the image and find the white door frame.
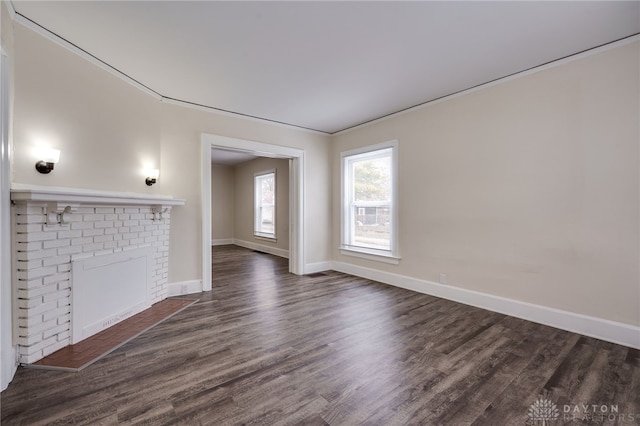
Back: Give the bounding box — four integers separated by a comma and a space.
1, 47, 16, 390
201, 134, 305, 291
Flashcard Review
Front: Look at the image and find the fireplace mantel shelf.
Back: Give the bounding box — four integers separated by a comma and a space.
10, 183, 186, 207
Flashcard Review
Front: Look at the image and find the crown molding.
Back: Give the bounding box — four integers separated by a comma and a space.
9, 6, 638, 138
160, 98, 330, 136
333, 34, 640, 136
11, 11, 330, 137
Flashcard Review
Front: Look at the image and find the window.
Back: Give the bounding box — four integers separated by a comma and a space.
254, 171, 276, 239
341, 141, 399, 262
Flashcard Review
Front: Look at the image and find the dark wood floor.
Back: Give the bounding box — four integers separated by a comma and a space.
2, 245, 639, 425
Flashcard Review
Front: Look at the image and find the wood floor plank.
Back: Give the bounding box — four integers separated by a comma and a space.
1, 244, 638, 425
470, 330, 581, 425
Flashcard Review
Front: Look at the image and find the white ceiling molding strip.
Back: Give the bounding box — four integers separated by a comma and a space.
160, 98, 330, 137
10, 8, 637, 138
334, 34, 640, 137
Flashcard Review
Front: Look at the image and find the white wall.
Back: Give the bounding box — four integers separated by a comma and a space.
332, 41, 640, 328
211, 164, 234, 242
12, 24, 162, 193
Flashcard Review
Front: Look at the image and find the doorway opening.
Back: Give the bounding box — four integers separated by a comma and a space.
201, 134, 305, 291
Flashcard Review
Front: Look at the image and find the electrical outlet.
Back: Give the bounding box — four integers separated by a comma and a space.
439, 273, 447, 285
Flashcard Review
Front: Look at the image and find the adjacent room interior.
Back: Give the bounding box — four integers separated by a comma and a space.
210, 148, 291, 262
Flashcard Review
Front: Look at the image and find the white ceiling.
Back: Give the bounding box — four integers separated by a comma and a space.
12, 1, 640, 134
211, 148, 259, 166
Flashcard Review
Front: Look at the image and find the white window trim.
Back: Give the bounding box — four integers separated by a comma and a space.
340, 140, 400, 264
340, 248, 400, 264
254, 169, 276, 240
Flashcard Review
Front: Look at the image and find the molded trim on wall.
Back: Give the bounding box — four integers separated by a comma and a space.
211, 239, 234, 246
233, 239, 289, 259
166, 280, 203, 297
332, 261, 640, 350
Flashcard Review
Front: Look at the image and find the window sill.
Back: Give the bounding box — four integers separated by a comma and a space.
254, 234, 276, 242
339, 247, 401, 265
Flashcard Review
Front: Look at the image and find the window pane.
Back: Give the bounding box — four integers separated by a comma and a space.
260, 175, 274, 204
255, 172, 276, 237
353, 156, 391, 202
353, 205, 390, 250
342, 143, 396, 256
260, 205, 274, 234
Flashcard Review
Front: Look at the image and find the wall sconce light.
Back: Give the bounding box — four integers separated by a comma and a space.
35, 148, 61, 174
145, 169, 160, 186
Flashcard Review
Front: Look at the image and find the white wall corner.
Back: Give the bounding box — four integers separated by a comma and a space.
233, 239, 289, 259
166, 280, 203, 297
331, 261, 640, 350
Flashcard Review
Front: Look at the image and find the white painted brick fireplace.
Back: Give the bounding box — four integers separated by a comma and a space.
10, 184, 185, 364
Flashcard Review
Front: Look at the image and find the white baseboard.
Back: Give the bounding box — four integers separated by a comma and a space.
211, 238, 234, 246
167, 280, 203, 297
234, 239, 289, 259
304, 261, 332, 275
332, 261, 640, 350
